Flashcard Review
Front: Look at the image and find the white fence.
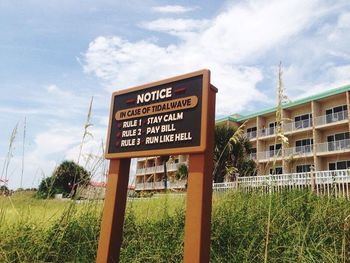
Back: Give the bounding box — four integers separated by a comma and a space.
213, 170, 350, 199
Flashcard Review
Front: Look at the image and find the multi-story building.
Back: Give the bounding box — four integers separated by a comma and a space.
217, 84, 350, 175
135, 84, 350, 191
135, 155, 189, 191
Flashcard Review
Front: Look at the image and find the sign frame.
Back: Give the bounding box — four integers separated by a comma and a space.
104, 69, 210, 159
97, 69, 217, 263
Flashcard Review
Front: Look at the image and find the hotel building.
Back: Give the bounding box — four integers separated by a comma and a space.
135, 84, 350, 191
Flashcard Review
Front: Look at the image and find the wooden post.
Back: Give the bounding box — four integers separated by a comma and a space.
183, 85, 216, 263
96, 158, 131, 263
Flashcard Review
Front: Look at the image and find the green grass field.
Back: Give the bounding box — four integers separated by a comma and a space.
0, 191, 349, 262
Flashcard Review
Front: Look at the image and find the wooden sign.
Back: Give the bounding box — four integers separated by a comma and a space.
97, 69, 217, 263
105, 70, 210, 158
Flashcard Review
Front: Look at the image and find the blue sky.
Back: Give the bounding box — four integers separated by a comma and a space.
1, 0, 350, 189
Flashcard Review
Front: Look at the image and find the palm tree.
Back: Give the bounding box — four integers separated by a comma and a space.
213, 125, 257, 182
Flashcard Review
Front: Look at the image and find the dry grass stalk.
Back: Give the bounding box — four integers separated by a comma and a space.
265, 62, 289, 263
77, 96, 94, 165
1, 122, 19, 184
20, 117, 26, 189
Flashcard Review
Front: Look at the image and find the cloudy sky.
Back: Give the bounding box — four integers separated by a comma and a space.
1, 0, 350, 189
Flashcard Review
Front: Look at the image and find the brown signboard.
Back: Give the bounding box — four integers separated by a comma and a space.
105, 69, 210, 159
97, 69, 216, 263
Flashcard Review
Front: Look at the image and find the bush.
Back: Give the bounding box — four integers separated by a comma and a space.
37, 161, 91, 199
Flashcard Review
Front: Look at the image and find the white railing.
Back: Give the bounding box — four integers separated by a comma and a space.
259, 127, 275, 137
257, 150, 282, 160
314, 110, 348, 126
246, 131, 257, 139
284, 119, 312, 133
136, 162, 185, 175
284, 145, 313, 156
135, 179, 187, 191
315, 139, 350, 153
212, 170, 350, 199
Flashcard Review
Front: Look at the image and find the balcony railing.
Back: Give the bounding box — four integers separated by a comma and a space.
316, 139, 350, 153
135, 180, 187, 191
284, 145, 313, 156
246, 131, 257, 139
136, 162, 185, 175
257, 149, 282, 160
259, 127, 276, 137
284, 119, 312, 133
314, 110, 348, 126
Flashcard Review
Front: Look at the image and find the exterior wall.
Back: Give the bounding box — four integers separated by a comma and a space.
287, 132, 314, 148
287, 157, 314, 173
317, 94, 346, 115
245, 118, 257, 132
262, 114, 276, 129
317, 153, 350, 170
259, 137, 278, 152
286, 103, 312, 121
320, 124, 349, 142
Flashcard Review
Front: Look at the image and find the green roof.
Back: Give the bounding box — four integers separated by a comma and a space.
216, 83, 350, 123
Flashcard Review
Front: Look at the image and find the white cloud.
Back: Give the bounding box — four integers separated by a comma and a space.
84, 0, 327, 116
140, 18, 209, 37
152, 5, 197, 14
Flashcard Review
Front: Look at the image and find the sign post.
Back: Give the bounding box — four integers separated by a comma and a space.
97, 69, 217, 263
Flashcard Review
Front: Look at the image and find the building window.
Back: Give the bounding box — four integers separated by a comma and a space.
329, 161, 350, 170
270, 167, 283, 175
295, 138, 313, 153
267, 122, 277, 135
269, 144, 282, 157
326, 105, 348, 123
296, 164, 311, 173
294, 113, 312, 129
246, 127, 257, 138
327, 132, 350, 151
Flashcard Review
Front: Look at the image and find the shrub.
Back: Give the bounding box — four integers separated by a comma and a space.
37, 161, 90, 198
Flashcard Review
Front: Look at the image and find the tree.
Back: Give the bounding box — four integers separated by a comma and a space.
213, 126, 235, 182
213, 125, 257, 182
37, 160, 91, 198
175, 164, 188, 180
0, 185, 10, 196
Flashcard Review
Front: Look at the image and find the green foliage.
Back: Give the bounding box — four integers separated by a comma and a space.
214, 126, 257, 182
175, 164, 188, 180
1, 191, 350, 262
37, 160, 91, 199
0, 185, 9, 196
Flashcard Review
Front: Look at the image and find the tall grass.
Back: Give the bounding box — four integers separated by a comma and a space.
1, 190, 349, 262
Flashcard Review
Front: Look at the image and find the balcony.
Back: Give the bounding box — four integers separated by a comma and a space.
314, 110, 348, 127
246, 131, 257, 140
316, 139, 350, 154
284, 119, 312, 134
135, 179, 187, 191
136, 162, 186, 175
284, 145, 313, 157
259, 127, 276, 138
257, 149, 282, 161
